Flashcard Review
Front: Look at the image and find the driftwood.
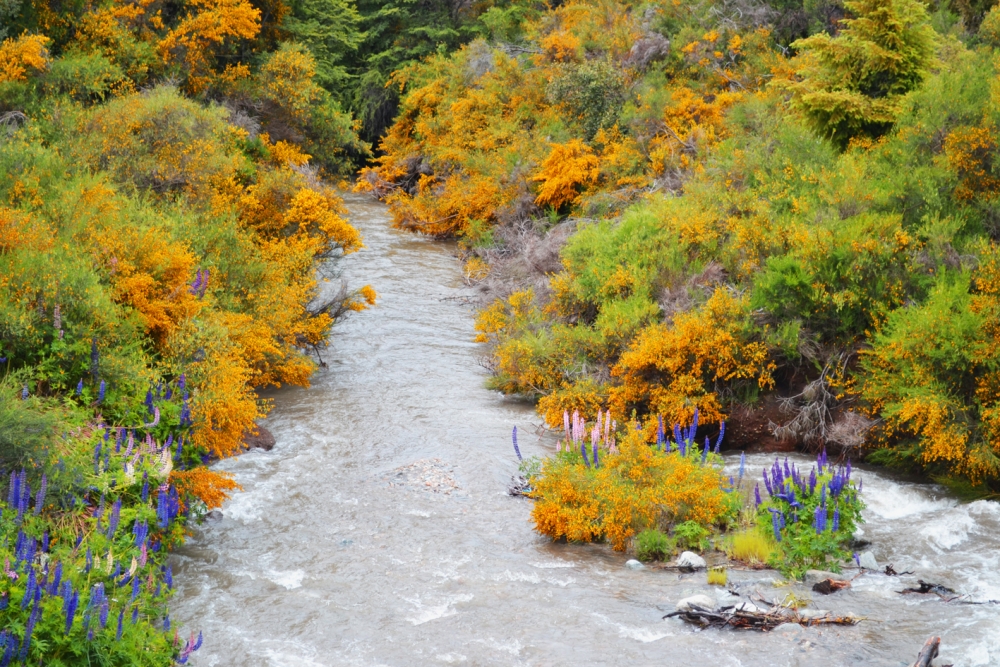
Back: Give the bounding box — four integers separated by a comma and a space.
910, 636, 940, 667
885, 563, 914, 576
812, 578, 851, 595
664, 601, 861, 631
507, 475, 531, 496
899, 581, 958, 600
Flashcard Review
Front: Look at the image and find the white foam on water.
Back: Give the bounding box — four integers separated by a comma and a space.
266, 569, 304, 590
471, 638, 522, 656
493, 570, 541, 584
435, 654, 468, 663
262, 648, 329, 667
223, 491, 264, 523
864, 483, 955, 521
592, 612, 672, 643
529, 560, 576, 569
406, 510, 432, 517
919, 512, 974, 550
403, 594, 473, 625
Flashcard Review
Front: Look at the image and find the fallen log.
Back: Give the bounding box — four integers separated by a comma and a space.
664, 603, 861, 631
910, 636, 939, 667
899, 580, 958, 600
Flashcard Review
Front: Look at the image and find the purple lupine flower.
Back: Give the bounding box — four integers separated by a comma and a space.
164, 566, 173, 590
50, 562, 62, 595
859, 477, 863, 493
98, 380, 105, 404
771, 511, 782, 543
91, 339, 99, 380
130, 575, 139, 603
106, 498, 121, 538
739, 451, 745, 480
7, 470, 17, 506
199, 270, 209, 297
131, 606, 139, 625
76, 379, 83, 396
580, 442, 590, 468
814, 505, 826, 534
762, 469, 773, 496
808, 467, 817, 495
592, 429, 599, 468
21, 599, 40, 659
65, 589, 79, 635
702, 437, 709, 463
657, 415, 664, 449
820, 484, 826, 506
846, 459, 852, 480
116, 609, 125, 640
20, 386, 27, 400
832, 508, 840, 532
673, 423, 682, 450
754, 483, 761, 507
141, 475, 149, 503
190, 270, 202, 296
783, 457, 790, 479
20, 568, 36, 609
853, 552, 860, 567
178, 373, 186, 391
34, 474, 46, 514
716, 421, 726, 451
163, 615, 170, 631
84, 549, 92, 574
511, 426, 521, 461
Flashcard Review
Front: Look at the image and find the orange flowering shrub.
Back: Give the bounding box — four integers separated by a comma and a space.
531, 425, 729, 550
0, 33, 51, 83
531, 140, 600, 210
171, 467, 243, 509
610, 289, 775, 428
944, 125, 1000, 201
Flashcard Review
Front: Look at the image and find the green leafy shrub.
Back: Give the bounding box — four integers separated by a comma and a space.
635, 528, 674, 561
674, 520, 710, 552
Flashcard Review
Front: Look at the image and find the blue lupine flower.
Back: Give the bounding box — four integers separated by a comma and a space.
820, 484, 826, 506
511, 426, 521, 461
20, 386, 27, 400
65, 590, 78, 635
141, 476, 149, 503
702, 437, 709, 463
673, 424, 682, 450
754, 484, 761, 507
814, 505, 826, 534
178, 373, 186, 391
657, 415, 664, 449
34, 474, 46, 514
592, 437, 599, 468
771, 511, 782, 543
50, 562, 62, 594
808, 467, 817, 495
783, 457, 790, 479
145, 388, 154, 414
832, 508, 840, 532
163, 616, 170, 631
164, 566, 173, 590
116, 609, 125, 640
20, 569, 35, 609
98, 380, 105, 404
131, 606, 139, 625
76, 379, 83, 396
91, 339, 100, 380
853, 552, 860, 567
762, 469, 772, 496
739, 451, 745, 480
130, 575, 140, 603
716, 421, 726, 451
846, 458, 852, 480
84, 549, 92, 574
579, 441, 590, 467
106, 499, 121, 538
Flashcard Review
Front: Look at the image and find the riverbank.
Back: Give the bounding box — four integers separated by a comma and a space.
171, 195, 1000, 666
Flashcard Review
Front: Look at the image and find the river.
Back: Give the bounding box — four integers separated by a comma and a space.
171, 194, 1000, 666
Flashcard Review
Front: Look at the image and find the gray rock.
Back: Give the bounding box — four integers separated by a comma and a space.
625, 559, 645, 570
205, 510, 223, 522
676, 551, 707, 569
773, 622, 804, 636
803, 569, 844, 586
858, 550, 878, 570
244, 424, 276, 451
675, 594, 716, 612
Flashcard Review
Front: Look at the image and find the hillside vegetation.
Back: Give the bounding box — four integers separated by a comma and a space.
360, 0, 1000, 493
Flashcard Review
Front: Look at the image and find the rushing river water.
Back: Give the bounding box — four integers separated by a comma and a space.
172, 195, 1000, 666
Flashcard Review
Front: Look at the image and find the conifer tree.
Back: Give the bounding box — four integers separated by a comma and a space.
783, 0, 937, 148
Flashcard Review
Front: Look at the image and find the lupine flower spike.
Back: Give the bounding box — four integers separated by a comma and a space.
511, 426, 521, 461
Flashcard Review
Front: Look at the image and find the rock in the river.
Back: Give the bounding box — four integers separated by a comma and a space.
675, 594, 716, 612
625, 559, 645, 570
733, 601, 762, 613
676, 551, 707, 569
803, 570, 844, 586
858, 550, 878, 570
205, 510, 223, 522
244, 424, 276, 451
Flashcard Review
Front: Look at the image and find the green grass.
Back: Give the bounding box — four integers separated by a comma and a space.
725, 528, 778, 566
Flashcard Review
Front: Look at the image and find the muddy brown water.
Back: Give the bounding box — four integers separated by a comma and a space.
172, 195, 1000, 666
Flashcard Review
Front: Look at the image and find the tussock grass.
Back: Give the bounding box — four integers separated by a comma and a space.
726, 529, 777, 566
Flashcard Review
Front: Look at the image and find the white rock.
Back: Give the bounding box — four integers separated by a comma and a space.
859, 550, 878, 570
675, 594, 716, 612
733, 601, 762, 613
798, 609, 830, 619
676, 551, 707, 569
625, 559, 645, 570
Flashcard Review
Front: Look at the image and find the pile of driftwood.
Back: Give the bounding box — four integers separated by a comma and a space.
664, 598, 861, 631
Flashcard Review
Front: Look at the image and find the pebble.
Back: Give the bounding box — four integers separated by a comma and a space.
386, 459, 461, 495
625, 559, 644, 570
676, 551, 707, 569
